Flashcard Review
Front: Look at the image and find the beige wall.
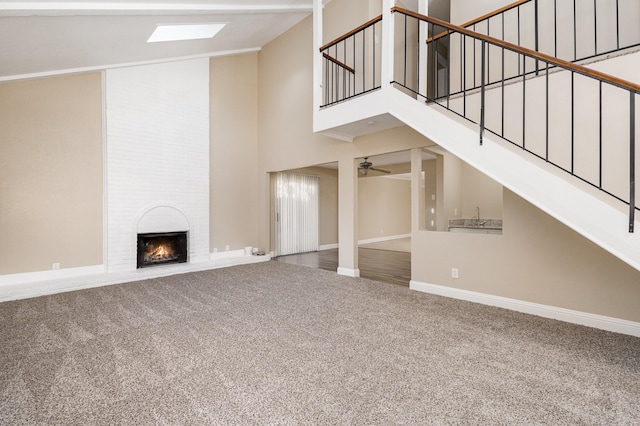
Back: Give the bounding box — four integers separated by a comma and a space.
358, 175, 411, 240
257, 0, 640, 322
0, 73, 103, 274
413, 189, 640, 322
461, 161, 503, 220
210, 54, 259, 252
257, 13, 435, 249
285, 166, 339, 247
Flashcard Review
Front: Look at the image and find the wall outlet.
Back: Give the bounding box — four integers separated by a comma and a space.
213, 247, 218, 253
225, 245, 230, 251
52, 262, 60, 270
451, 267, 459, 279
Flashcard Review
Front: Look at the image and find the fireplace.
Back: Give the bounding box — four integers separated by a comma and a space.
137, 232, 188, 268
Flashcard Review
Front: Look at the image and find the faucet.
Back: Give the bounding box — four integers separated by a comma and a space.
476, 206, 486, 226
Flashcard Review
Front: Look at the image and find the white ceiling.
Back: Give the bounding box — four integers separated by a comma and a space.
0, 0, 315, 81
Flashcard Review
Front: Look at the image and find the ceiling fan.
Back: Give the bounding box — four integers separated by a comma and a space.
358, 157, 391, 176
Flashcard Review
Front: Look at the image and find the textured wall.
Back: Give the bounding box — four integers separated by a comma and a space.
0, 73, 103, 274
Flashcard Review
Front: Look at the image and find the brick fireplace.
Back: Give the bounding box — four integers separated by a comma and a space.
105, 59, 210, 272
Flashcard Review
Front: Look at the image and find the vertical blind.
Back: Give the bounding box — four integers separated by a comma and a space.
275, 173, 319, 256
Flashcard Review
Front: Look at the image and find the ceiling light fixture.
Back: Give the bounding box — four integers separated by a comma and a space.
147, 23, 227, 43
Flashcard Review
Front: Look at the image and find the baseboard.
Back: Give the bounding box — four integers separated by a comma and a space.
358, 233, 411, 245
337, 267, 360, 278
409, 280, 640, 338
0, 264, 105, 286
209, 249, 245, 259
319, 243, 339, 250
0, 255, 271, 303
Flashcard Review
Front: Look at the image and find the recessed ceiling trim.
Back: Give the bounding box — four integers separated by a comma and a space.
0, 2, 314, 16
0, 47, 261, 83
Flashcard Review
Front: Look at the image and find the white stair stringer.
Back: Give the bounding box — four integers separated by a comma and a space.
387, 88, 640, 272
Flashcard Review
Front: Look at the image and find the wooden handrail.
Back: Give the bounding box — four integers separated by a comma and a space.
392, 6, 640, 94
320, 15, 382, 52
429, 0, 530, 43
322, 53, 355, 74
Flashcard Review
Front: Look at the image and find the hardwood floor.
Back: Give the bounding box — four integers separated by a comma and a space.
274, 248, 411, 287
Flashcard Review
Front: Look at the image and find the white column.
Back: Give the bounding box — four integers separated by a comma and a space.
411, 147, 423, 232
312, 0, 323, 120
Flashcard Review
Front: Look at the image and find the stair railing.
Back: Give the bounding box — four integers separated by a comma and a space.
431, 0, 640, 68
392, 6, 639, 232
319, 15, 382, 108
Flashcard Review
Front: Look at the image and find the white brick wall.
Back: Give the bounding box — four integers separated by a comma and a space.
106, 59, 210, 271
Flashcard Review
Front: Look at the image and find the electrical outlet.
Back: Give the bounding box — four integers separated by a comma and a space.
225, 245, 230, 251
451, 267, 459, 279
213, 247, 218, 253
52, 262, 60, 270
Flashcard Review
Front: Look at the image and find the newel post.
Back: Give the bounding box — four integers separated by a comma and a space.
381, 0, 395, 88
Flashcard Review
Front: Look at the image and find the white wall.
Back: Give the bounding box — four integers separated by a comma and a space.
106, 59, 210, 271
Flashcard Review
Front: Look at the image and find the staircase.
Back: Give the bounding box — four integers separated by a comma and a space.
316, 3, 640, 271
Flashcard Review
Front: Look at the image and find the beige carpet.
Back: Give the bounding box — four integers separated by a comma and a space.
359, 237, 411, 252
1, 261, 639, 424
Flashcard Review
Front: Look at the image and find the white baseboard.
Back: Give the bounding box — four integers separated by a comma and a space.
0, 264, 105, 286
337, 267, 360, 278
209, 249, 245, 260
0, 255, 271, 303
358, 233, 411, 245
409, 280, 640, 338
319, 243, 338, 250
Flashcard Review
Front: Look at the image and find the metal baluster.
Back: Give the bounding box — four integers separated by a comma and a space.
353, 35, 356, 98
554, 0, 558, 58
473, 25, 476, 88
593, 0, 598, 56
480, 40, 486, 146
362, 29, 365, 93
546, 62, 549, 161
502, 46, 505, 137
404, 14, 407, 87
446, 32, 451, 110
522, 55, 526, 149
463, 34, 466, 116
616, 0, 620, 50
517, 6, 521, 75
571, 72, 575, 173
534, 0, 539, 75
343, 42, 346, 101
573, 0, 577, 61
630, 92, 636, 233
373, 24, 376, 90
435, 32, 439, 99
599, 81, 603, 189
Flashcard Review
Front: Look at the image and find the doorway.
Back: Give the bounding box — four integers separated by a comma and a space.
273, 172, 320, 256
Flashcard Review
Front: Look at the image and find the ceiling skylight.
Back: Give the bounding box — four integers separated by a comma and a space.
147, 23, 226, 43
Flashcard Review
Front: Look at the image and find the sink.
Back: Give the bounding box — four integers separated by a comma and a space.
448, 218, 503, 234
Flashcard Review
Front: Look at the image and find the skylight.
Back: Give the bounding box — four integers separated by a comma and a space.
147, 23, 226, 43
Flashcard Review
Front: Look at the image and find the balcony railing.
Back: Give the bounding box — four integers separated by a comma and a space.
319, 15, 382, 108
431, 0, 640, 68
392, 6, 639, 232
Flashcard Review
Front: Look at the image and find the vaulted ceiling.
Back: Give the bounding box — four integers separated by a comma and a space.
0, 0, 316, 81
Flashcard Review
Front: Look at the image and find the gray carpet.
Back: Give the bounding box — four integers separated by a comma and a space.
1, 261, 639, 425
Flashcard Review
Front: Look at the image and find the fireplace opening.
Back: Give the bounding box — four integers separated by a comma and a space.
137, 232, 188, 268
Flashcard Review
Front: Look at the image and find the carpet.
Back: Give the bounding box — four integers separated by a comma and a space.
1, 261, 639, 424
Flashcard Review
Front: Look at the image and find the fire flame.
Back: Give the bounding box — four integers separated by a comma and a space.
148, 244, 174, 261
